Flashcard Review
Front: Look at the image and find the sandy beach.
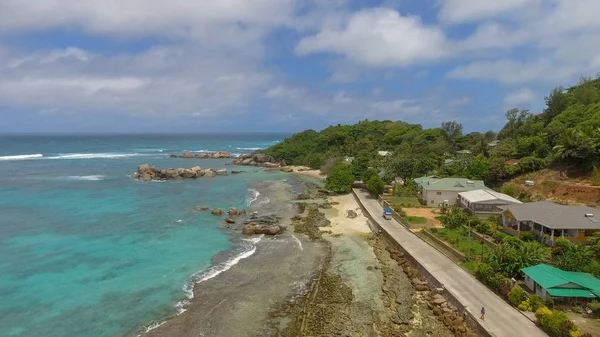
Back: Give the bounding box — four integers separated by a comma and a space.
285, 165, 325, 181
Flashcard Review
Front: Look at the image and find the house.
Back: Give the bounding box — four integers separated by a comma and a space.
501, 201, 600, 245
413, 177, 489, 207
505, 159, 520, 166
343, 156, 355, 164
456, 150, 472, 155
488, 140, 501, 147
378, 151, 393, 157
459, 189, 522, 218
444, 159, 454, 165
521, 264, 600, 302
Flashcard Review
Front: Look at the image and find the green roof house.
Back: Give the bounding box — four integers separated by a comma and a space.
521, 264, 600, 302
413, 176, 489, 207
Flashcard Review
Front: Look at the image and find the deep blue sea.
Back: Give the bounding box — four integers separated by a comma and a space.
0, 134, 289, 337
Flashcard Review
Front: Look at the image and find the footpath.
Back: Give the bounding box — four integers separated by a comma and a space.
353, 188, 547, 337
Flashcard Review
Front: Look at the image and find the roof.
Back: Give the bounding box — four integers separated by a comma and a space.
415, 177, 489, 192
456, 150, 472, 154
459, 189, 522, 204
444, 159, 454, 165
503, 201, 600, 229
521, 264, 600, 298
505, 159, 520, 165
378, 151, 392, 156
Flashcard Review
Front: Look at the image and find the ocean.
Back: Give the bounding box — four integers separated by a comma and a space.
0, 134, 290, 337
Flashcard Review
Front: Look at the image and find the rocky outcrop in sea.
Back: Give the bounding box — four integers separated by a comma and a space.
132, 164, 228, 181
170, 150, 231, 159
230, 153, 281, 168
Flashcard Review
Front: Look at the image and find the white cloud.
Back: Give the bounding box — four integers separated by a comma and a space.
438, 0, 540, 23
503, 88, 536, 107
296, 8, 450, 67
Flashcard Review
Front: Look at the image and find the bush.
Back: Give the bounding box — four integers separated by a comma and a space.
545, 297, 555, 310
592, 166, 600, 186
362, 168, 379, 183
475, 221, 494, 235
520, 231, 538, 242
366, 175, 385, 197
588, 300, 600, 316
535, 307, 579, 337
508, 286, 526, 307
320, 157, 340, 175
475, 263, 494, 284
325, 163, 355, 193
519, 300, 532, 312
493, 231, 509, 243
528, 294, 545, 312
503, 184, 518, 197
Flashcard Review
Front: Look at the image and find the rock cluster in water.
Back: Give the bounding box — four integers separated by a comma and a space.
231, 153, 281, 168
132, 164, 228, 181
241, 213, 283, 236
170, 150, 231, 159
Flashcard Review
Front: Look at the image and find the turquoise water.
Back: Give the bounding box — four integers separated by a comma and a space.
0, 134, 288, 336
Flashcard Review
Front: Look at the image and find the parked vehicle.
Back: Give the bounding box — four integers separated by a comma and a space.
383, 208, 392, 220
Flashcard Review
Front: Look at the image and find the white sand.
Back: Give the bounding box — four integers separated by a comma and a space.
286, 165, 325, 181
324, 194, 371, 235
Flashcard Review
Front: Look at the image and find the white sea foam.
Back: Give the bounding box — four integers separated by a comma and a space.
174, 235, 263, 315
231, 153, 242, 158
292, 235, 303, 251
0, 154, 43, 160
143, 320, 167, 333
135, 148, 165, 153
46, 153, 142, 159
246, 188, 260, 206
257, 197, 270, 206
236, 147, 262, 151
63, 175, 105, 181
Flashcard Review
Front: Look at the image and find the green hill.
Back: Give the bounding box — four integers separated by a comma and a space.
263, 75, 600, 186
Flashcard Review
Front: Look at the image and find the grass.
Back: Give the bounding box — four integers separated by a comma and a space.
389, 196, 421, 208
430, 227, 493, 261
405, 216, 428, 224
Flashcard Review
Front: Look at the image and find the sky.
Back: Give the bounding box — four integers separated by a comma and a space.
1, 0, 600, 134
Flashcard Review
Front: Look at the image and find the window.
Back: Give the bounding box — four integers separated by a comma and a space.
436, 192, 442, 195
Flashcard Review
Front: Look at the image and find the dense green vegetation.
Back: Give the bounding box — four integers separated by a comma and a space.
264, 76, 600, 189
324, 163, 354, 193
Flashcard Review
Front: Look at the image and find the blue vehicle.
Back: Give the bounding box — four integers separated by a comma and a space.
383, 208, 392, 220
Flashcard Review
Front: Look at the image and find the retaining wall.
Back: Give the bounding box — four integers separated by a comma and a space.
376, 195, 412, 229
421, 229, 466, 262
353, 189, 492, 337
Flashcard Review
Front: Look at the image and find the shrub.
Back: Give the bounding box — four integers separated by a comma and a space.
475, 263, 494, 284
325, 163, 355, 193
536, 307, 578, 337
519, 300, 532, 312
366, 175, 385, 197
588, 300, 600, 316
503, 184, 518, 197
572, 305, 583, 314
535, 306, 553, 320
520, 231, 538, 242
545, 297, 555, 310
508, 286, 526, 307
493, 231, 509, 243
592, 166, 600, 186
528, 294, 545, 312
320, 157, 340, 175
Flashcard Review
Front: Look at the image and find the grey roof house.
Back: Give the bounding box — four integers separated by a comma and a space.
501, 201, 600, 245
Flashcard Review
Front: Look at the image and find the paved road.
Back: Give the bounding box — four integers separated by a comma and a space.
353, 189, 547, 337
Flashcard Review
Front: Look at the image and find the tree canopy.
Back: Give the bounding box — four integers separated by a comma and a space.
262, 75, 600, 186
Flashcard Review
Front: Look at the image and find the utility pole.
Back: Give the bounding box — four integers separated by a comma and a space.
467, 219, 471, 260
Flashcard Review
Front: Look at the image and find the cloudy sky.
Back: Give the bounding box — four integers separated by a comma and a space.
1, 0, 599, 133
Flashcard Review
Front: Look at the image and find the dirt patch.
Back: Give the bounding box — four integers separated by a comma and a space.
565, 312, 600, 337
402, 208, 443, 228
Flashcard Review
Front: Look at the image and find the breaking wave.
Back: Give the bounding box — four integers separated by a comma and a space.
46, 153, 143, 159
0, 154, 43, 161
246, 188, 260, 206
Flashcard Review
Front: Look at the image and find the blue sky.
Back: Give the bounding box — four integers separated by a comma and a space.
1, 0, 599, 133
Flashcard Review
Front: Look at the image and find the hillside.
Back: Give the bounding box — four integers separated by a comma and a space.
501, 168, 600, 206
263, 75, 600, 198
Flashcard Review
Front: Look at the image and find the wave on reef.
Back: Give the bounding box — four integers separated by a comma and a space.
47, 153, 143, 159
175, 235, 264, 315
61, 175, 105, 181
246, 188, 260, 206
236, 147, 262, 151
0, 154, 43, 161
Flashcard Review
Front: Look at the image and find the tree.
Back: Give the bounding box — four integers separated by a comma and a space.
325, 163, 355, 193
589, 232, 600, 259
441, 120, 463, 146
350, 156, 370, 180
366, 175, 385, 196
552, 237, 595, 272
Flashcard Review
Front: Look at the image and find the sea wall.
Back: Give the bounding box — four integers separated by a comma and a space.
376, 195, 412, 229
353, 189, 492, 337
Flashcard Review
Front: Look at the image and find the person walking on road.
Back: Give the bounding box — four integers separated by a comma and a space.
480, 307, 485, 320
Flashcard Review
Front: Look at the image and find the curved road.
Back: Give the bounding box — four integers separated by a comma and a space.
353, 188, 547, 337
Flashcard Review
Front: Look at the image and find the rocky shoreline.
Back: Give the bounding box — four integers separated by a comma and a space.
230, 153, 282, 167
170, 150, 232, 159
131, 164, 241, 181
